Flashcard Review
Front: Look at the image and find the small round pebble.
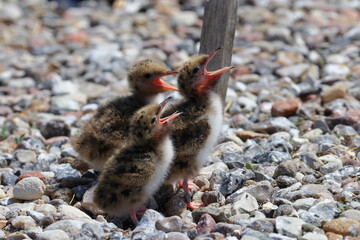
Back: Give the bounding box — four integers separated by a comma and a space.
13, 177, 46, 200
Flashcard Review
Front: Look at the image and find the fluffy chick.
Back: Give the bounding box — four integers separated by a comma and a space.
163, 48, 234, 208
71, 60, 177, 171
93, 97, 181, 224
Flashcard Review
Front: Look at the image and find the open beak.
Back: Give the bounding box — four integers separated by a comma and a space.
152, 71, 178, 91
197, 47, 235, 90
157, 97, 182, 124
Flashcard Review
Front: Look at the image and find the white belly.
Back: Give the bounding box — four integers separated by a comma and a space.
143, 137, 174, 195
195, 92, 223, 168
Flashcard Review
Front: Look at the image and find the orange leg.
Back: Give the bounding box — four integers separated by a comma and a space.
180, 178, 204, 210
130, 208, 138, 225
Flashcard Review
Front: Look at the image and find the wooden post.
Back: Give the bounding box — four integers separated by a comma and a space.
199, 0, 238, 103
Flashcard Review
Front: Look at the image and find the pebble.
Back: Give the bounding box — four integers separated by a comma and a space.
231, 193, 259, 214
58, 205, 91, 221
13, 177, 46, 200
323, 217, 360, 237
167, 232, 190, 240
11, 216, 36, 230
37, 230, 70, 240
340, 209, 360, 222
271, 98, 299, 117
321, 84, 347, 103
275, 216, 305, 238
201, 191, 225, 206
133, 209, 165, 233
45, 220, 84, 238
14, 150, 37, 164
40, 119, 71, 139
81, 185, 104, 216
155, 216, 184, 233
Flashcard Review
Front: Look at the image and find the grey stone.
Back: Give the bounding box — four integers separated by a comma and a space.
323, 64, 350, 76
248, 219, 275, 233
276, 176, 297, 188
231, 193, 259, 214
312, 120, 330, 133
253, 151, 291, 164
240, 228, 268, 240
155, 216, 183, 233
26, 210, 45, 224
75, 222, 104, 240
292, 198, 316, 211
51, 163, 81, 180
319, 155, 343, 174
167, 232, 190, 240
14, 150, 37, 163
13, 177, 46, 200
273, 160, 300, 178
273, 204, 296, 217
11, 216, 36, 230
134, 209, 164, 233
252, 117, 296, 134
1, 172, 18, 186
132, 230, 166, 240
301, 232, 328, 240
211, 222, 243, 236
58, 205, 91, 221
192, 205, 229, 223
199, 162, 229, 179
269, 136, 293, 153
313, 135, 341, 145
267, 26, 292, 43
296, 152, 323, 170
297, 184, 329, 199
33, 153, 58, 171
45, 220, 84, 237
340, 209, 360, 222
210, 168, 255, 196
300, 201, 340, 227
201, 191, 226, 205
275, 216, 305, 238
37, 230, 70, 240
227, 181, 274, 204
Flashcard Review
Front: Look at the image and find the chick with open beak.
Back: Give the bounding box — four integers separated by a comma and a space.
71, 60, 178, 171
94, 97, 181, 224
163, 48, 234, 209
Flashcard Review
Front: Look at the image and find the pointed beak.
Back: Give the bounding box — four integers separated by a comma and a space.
159, 111, 182, 124
152, 71, 178, 91
157, 96, 182, 124
197, 47, 235, 89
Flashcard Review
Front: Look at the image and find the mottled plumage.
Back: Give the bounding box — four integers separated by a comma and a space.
71, 60, 177, 171
94, 98, 180, 223
163, 48, 234, 207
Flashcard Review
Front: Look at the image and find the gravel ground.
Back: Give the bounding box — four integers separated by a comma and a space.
0, 0, 360, 239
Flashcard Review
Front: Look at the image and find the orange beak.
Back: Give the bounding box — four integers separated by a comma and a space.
157, 97, 182, 124
196, 47, 234, 91
152, 71, 178, 91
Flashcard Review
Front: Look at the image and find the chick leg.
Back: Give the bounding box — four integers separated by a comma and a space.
130, 208, 138, 225
181, 177, 204, 210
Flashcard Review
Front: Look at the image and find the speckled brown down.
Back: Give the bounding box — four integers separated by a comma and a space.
93, 97, 181, 224
71, 60, 177, 171
162, 48, 234, 208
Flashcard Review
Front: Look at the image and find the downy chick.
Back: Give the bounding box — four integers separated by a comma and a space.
71, 60, 177, 171
93, 97, 181, 224
163, 48, 234, 209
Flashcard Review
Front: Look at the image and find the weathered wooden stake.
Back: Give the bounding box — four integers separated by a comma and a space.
199, 0, 238, 103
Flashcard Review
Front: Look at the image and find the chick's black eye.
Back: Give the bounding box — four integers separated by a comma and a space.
144, 73, 152, 78
151, 117, 156, 124
192, 67, 200, 74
